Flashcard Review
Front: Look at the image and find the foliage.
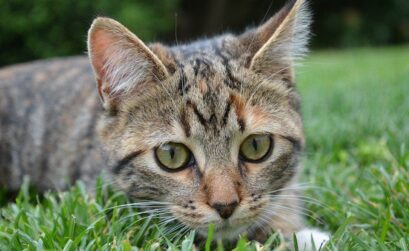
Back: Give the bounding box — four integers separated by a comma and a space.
1, 0, 408, 67
0, 0, 178, 66
177, 0, 409, 49
0, 46, 409, 250
311, 0, 409, 48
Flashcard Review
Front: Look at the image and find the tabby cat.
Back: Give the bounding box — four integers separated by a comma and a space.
0, 0, 329, 248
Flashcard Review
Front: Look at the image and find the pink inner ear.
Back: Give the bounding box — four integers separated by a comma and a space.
90, 29, 116, 81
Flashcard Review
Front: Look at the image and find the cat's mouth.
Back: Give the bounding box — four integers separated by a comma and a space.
170, 200, 269, 239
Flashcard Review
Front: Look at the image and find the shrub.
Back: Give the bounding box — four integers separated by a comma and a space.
0, 0, 179, 66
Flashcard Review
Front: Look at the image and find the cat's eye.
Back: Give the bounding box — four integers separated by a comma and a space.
239, 134, 273, 163
155, 142, 193, 171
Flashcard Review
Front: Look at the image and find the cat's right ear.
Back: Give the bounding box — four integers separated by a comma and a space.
87, 17, 169, 111
239, 0, 311, 84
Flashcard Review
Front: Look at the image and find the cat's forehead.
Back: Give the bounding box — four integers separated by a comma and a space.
166, 37, 251, 101
173, 36, 240, 60
170, 36, 245, 81
164, 38, 246, 134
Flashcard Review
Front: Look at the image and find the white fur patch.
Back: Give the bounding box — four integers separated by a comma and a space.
103, 46, 151, 95
295, 228, 330, 250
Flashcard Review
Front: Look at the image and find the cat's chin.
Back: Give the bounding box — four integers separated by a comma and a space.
196, 221, 253, 240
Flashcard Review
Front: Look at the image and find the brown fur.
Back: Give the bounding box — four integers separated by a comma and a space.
0, 0, 316, 243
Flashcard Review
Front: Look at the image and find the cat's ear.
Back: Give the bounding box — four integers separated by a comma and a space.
240, 0, 311, 83
88, 17, 169, 111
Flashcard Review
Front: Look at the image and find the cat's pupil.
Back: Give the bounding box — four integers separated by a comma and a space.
170, 148, 175, 159
252, 138, 258, 151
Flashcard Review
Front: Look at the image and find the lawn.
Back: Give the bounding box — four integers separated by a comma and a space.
0, 46, 408, 250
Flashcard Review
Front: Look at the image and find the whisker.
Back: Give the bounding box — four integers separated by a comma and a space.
269, 204, 325, 225
105, 201, 171, 209
158, 216, 178, 228
118, 215, 155, 236
164, 222, 185, 236
249, 212, 274, 238
265, 208, 295, 228
264, 183, 333, 196
266, 193, 337, 219
118, 210, 171, 224
267, 194, 328, 208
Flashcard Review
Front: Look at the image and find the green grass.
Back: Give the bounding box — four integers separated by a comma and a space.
299, 46, 409, 249
1, 46, 409, 250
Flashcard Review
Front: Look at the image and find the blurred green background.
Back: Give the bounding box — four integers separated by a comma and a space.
0, 0, 408, 67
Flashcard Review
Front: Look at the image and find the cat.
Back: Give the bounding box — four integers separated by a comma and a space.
0, 0, 329, 249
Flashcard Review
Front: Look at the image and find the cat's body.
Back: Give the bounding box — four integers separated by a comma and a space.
0, 57, 104, 191
0, 0, 329, 248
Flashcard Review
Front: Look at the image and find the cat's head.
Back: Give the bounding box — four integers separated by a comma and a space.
87, 0, 311, 239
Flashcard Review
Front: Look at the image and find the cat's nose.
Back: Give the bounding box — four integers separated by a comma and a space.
212, 201, 239, 219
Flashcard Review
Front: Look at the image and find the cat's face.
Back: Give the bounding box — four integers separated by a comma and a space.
88, 0, 310, 239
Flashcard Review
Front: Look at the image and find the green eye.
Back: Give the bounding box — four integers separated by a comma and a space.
239, 134, 273, 162
155, 142, 193, 171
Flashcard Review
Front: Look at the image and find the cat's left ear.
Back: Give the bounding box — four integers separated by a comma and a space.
240, 0, 311, 83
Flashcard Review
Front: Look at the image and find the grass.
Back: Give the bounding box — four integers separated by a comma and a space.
299, 46, 409, 250
1, 46, 409, 250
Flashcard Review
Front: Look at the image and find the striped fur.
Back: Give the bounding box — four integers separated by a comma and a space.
0, 0, 328, 245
